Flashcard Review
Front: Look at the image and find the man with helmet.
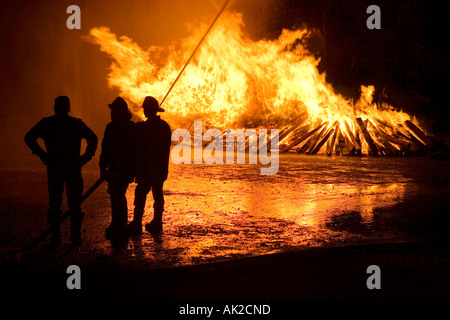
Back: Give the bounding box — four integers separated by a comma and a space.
99, 97, 136, 245
128, 96, 172, 235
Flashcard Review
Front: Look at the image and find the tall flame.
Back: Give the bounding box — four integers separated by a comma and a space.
89, 12, 417, 153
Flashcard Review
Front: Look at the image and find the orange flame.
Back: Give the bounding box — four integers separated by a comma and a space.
89, 12, 417, 154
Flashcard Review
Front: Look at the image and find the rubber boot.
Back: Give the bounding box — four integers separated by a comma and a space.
128, 209, 143, 236
145, 211, 163, 234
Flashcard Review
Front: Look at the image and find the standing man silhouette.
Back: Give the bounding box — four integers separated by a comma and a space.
128, 96, 171, 235
99, 97, 135, 245
25, 96, 98, 246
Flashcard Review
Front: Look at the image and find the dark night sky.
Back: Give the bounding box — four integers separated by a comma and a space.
0, 0, 449, 170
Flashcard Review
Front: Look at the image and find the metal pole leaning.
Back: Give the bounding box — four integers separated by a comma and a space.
159, 0, 230, 108
14, 177, 105, 261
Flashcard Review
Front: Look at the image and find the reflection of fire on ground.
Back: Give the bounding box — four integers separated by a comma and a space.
107, 156, 416, 266
89, 11, 445, 158
6, 154, 449, 269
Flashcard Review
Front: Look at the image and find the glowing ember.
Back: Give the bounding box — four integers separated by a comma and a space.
88, 11, 428, 156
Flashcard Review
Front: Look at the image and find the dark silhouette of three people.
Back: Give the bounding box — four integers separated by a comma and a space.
25, 95, 171, 248
25, 96, 98, 246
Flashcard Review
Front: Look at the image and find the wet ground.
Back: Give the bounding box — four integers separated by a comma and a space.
2, 153, 450, 266
1, 152, 450, 299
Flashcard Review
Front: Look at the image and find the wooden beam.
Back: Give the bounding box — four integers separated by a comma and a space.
258, 113, 307, 153
397, 123, 426, 147
286, 124, 310, 141
278, 116, 308, 143
280, 122, 327, 153
372, 122, 410, 150
356, 117, 378, 156
297, 139, 312, 153
404, 120, 434, 146
336, 132, 351, 155
311, 121, 339, 154
311, 128, 335, 155
327, 124, 340, 156
306, 124, 329, 154
344, 120, 361, 151
373, 125, 401, 155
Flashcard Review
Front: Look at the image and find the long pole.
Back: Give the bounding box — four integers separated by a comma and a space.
14, 177, 105, 261
159, 0, 230, 107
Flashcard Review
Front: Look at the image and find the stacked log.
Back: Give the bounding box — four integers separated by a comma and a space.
280, 122, 327, 153
344, 121, 361, 154
304, 124, 329, 154
326, 124, 339, 156
310, 121, 339, 154
258, 112, 307, 153
356, 117, 378, 156
404, 120, 435, 146
275, 113, 446, 157
175, 109, 447, 158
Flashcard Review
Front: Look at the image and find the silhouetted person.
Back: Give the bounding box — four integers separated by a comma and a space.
128, 96, 171, 235
99, 97, 135, 245
24, 96, 98, 246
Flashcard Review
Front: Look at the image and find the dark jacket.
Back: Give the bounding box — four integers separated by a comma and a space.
135, 116, 171, 183
99, 119, 136, 181
25, 114, 98, 168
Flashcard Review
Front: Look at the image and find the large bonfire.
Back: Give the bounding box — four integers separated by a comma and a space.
88, 11, 439, 156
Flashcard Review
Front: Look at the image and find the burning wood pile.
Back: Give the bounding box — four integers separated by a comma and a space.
88, 8, 448, 158
277, 115, 441, 157
180, 112, 446, 158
